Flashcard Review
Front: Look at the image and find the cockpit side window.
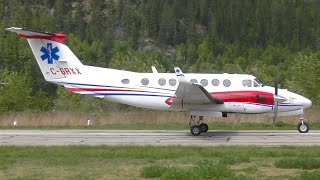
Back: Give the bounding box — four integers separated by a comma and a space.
242, 79, 252, 87
254, 81, 259, 87
254, 78, 265, 87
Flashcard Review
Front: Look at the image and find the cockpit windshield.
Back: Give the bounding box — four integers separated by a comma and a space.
254, 78, 265, 87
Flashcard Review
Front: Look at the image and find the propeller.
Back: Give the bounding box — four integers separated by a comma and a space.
273, 70, 278, 127
272, 70, 287, 127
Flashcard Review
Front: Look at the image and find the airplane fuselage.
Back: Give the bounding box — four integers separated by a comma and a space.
52, 65, 311, 116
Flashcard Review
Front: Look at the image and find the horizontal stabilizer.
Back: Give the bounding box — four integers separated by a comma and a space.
6, 27, 53, 36
5, 27, 67, 43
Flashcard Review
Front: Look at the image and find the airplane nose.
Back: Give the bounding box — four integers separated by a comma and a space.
304, 98, 312, 109
299, 97, 312, 109
288, 91, 312, 109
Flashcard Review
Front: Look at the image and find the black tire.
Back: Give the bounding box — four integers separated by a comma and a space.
199, 123, 209, 133
297, 121, 309, 133
191, 125, 201, 136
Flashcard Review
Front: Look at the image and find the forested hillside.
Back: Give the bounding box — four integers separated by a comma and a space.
0, 0, 319, 113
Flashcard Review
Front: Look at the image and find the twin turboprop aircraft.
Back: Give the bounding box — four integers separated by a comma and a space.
5, 27, 312, 136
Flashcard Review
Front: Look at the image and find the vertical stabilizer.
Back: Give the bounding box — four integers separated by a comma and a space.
5, 27, 84, 81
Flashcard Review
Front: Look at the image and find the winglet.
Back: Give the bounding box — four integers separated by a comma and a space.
174, 67, 188, 83
174, 67, 184, 76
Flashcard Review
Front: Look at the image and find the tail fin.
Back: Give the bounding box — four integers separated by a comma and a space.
5, 27, 83, 81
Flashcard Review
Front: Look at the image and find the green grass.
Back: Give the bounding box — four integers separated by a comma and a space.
141, 164, 168, 178
220, 155, 250, 165
300, 171, 320, 180
275, 158, 320, 170
241, 166, 258, 174
1, 122, 320, 130
0, 146, 320, 179
141, 161, 234, 180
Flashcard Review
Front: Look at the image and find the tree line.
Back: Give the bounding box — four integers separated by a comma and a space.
0, 0, 319, 113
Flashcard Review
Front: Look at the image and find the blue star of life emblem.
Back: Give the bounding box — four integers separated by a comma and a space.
40, 43, 60, 64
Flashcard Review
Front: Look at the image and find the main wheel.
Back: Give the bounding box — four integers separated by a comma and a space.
191, 125, 201, 136
297, 121, 309, 133
199, 123, 209, 133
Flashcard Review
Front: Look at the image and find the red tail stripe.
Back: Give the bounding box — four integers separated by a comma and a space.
18, 33, 66, 44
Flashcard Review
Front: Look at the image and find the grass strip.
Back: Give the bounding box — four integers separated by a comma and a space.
0, 146, 320, 179
141, 160, 234, 180
275, 157, 320, 170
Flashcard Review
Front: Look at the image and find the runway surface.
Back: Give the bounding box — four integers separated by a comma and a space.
0, 130, 320, 146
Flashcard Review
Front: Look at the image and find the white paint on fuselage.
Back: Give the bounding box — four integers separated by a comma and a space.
51, 65, 311, 115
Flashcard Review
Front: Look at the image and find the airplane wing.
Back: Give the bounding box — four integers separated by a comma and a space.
171, 67, 224, 106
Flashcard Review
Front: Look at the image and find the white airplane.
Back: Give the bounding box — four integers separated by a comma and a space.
5, 27, 312, 135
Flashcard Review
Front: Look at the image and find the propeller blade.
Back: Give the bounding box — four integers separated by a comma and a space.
273, 102, 278, 127
273, 68, 279, 127
274, 69, 278, 95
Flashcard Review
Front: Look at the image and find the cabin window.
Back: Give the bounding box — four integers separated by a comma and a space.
212, 79, 220, 86
242, 79, 252, 87
158, 78, 166, 86
122, 79, 129, 84
254, 81, 260, 87
223, 79, 231, 87
169, 78, 177, 86
190, 79, 198, 84
141, 78, 149, 85
200, 79, 208, 86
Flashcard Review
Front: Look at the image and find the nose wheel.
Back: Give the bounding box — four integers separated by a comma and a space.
189, 116, 208, 136
297, 114, 309, 133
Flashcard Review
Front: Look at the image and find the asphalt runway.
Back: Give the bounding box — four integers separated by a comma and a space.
0, 130, 320, 146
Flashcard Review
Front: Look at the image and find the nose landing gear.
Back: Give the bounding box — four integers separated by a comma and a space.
189, 115, 208, 136
297, 114, 309, 133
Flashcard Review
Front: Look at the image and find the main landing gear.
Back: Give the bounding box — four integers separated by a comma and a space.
189, 115, 208, 136
297, 114, 309, 133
